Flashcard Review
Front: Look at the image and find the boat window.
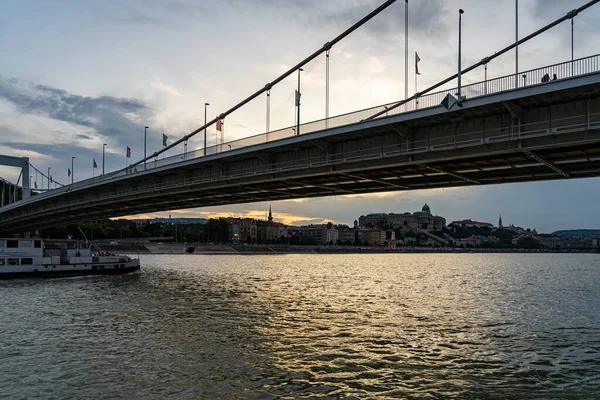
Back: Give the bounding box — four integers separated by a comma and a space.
0, 258, 4, 265
7, 240, 18, 248
20, 240, 32, 248
21, 258, 33, 265
34, 240, 41, 248
7, 258, 20, 265
0, 240, 4, 248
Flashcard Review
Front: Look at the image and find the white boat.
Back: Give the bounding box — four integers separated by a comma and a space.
0, 238, 140, 279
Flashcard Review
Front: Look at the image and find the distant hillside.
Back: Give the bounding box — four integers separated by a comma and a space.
552, 229, 600, 238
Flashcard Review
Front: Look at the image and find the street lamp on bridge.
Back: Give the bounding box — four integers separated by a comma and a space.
144, 126, 149, 167
296, 68, 303, 136
204, 103, 210, 156
458, 9, 465, 100
47, 167, 51, 190
102, 143, 106, 175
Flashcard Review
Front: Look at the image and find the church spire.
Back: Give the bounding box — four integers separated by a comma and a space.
499, 214, 503, 229
268, 205, 273, 222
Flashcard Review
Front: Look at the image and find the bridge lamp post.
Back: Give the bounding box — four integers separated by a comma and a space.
144, 126, 149, 168
296, 68, 303, 136
71, 157, 75, 184
47, 167, 51, 190
458, 9, 464, 100
204, 103, 209, 156
102, 143, 106, 175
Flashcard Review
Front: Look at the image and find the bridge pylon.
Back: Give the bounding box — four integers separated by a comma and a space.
0, 155, 31, 202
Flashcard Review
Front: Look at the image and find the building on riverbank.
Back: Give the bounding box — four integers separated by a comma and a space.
358, 204, 446, 232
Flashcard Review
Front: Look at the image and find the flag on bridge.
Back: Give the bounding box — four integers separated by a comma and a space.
162, 133, 168, 146
93, 159, 97, 168
126, 146, 131, 158
68, 168, 71, 177
34, 181, 37, 189
415, 52, 421, 75
216, 116, 222, 132
295, 90, 301, 106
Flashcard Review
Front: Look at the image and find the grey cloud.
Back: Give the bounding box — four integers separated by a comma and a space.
227, 0, 451, 44
101, 0, 210, 27
531, 0, 599, 31
0, 76, 153, 145
532, 0, 580, 20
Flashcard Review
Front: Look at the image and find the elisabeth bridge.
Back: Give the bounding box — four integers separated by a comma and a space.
0, 0, 599, 234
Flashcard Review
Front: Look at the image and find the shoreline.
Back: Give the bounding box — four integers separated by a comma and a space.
93, 243, 599, 255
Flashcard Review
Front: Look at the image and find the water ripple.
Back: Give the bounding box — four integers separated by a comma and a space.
1, 253, 599, 399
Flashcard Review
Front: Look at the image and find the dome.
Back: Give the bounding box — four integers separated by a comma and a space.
422, 203, 431, 213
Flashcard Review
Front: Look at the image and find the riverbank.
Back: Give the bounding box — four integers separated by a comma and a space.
94, 242, 598, 255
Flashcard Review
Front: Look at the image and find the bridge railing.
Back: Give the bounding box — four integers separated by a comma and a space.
146, 54, 600, 164
195, 54, 600, 155
12, 54, 600, 203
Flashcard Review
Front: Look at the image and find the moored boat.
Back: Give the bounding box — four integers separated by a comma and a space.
0, 238, 140, 279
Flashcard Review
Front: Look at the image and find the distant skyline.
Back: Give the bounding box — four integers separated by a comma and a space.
1, 0, 600, 233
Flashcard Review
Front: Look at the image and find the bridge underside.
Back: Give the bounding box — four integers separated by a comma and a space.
1, 75, 600, 233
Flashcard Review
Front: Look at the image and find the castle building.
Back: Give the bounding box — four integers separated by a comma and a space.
358, 204, 446, 232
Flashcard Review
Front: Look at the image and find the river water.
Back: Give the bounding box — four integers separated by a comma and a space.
1, 253, 599, 399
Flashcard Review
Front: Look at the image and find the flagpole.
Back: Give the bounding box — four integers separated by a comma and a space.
405, 0, 408, 106
414, 52, 419, 109
458, 9, 464, 99
266, 89, 271, 133
415, 65, 418, 109
326, 50, 330, 127
515, 0, 519, 88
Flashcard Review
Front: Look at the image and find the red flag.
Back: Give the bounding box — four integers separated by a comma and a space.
415, 52, 421, 75
34, 181, 38, 189
216, 116, 222, 132
126, 146, 131, 158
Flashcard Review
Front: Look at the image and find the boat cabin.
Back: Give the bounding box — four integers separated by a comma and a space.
0, 238, 44, 268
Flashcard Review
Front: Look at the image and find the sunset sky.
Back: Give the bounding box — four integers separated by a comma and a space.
1, 0, 600, 232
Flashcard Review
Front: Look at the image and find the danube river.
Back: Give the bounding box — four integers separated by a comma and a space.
1, 253, 599, 399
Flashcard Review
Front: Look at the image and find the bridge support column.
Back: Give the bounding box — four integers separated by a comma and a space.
0, 155, 31, 200
22, 159, 30, 199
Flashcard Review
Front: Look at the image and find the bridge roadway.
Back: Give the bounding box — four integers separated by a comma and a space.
1, 72, 600, 233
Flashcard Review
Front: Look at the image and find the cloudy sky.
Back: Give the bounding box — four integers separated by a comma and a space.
1, 0, 599, 233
